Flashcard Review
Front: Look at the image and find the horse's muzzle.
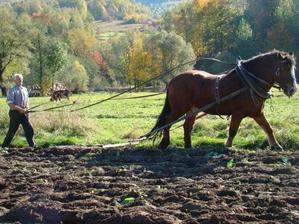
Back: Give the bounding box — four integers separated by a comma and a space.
286, 85, 297, 97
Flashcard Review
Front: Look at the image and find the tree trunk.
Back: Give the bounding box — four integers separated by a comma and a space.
37, 35, 46, 96
0, 84, 7, 97
0, 66, 7, 96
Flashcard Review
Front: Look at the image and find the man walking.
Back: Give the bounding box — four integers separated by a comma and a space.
1, 74, 36, 148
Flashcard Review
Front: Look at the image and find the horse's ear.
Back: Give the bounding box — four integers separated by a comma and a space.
289, 51, 294, 56
278, 53, 287, 60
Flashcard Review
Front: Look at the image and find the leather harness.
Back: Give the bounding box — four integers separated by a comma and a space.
213, 59, 275, 117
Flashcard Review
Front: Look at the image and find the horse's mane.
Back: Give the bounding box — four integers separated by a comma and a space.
245, 50, 296, 68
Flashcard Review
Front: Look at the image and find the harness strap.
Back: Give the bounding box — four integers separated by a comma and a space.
236, 60, 271, 100
214, 75, 225, 119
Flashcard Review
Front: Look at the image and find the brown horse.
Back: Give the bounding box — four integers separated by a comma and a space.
148, 50, 297, 150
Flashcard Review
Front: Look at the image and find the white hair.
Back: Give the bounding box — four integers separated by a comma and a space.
13, 73, 23, 80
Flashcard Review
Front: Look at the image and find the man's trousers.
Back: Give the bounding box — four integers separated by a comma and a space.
2, 110, 35, 147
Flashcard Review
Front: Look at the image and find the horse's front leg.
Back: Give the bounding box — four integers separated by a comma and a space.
225, 114, 243, 147
253, 113, 283, 150
183, 115, 196, 148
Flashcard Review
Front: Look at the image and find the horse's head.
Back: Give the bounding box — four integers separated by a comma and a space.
273, 51, 297, 97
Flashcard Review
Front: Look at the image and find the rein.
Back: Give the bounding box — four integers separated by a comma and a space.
112, 92, 165, 100
28, 102, 77, 113
29, 102, 52, 110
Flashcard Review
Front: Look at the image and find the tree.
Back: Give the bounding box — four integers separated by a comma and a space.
57, 59, 89, 93
162, 0, 237, 57
0, 7, 31, 96
87, 0, 150, 22
30, 34, 66, 95
193, 0, 209, 9
58, 0, 88, 18
87, 0, 107, 20
13, 0, 43, 16
240, 0, 297, 54
243, 0, 279, 51
45, 39, 67, 85
99, 33, 135, 85
200, 0, 238, 56
67, 28, 97, 57
122, 32, 155, 87
146, 31, 196, 82
269, 0, 296, 50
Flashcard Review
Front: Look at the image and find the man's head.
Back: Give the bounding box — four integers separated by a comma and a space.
13, 73, 23, 86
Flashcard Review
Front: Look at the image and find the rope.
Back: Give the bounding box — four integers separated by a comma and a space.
170, 112, 207, 131
28, 93, 165, 113
112, 92, 165, 100
28, 102, 77, 113
196, 57, 235, 66
29, 102, 51, 110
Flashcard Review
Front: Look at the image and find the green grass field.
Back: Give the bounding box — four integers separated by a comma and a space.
0, 90, 299, 150
94, 20, 145, 41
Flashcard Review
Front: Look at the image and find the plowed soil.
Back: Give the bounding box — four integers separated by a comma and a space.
0, 146, 298, 224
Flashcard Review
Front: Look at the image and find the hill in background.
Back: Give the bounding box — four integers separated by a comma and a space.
135, 0, 183, 17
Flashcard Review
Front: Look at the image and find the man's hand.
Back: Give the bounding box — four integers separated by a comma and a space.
9, 104, 29, 115
25, 109, 30, 118
18, 107, 28, 114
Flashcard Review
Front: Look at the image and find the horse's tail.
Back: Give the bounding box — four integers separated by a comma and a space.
142, 91, 171, 140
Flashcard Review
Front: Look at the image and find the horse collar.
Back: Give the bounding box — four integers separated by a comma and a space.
214, 75, 224, 105
214, 75, 225, 119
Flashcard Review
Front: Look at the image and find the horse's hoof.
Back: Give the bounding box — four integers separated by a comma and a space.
184, 147, 193, 150
184, 144, 192, 149
271, 145, 284, 151
224, 142, 232, 148
158, 144, 168, 150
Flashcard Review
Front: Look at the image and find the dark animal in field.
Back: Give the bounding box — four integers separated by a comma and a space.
148, 50, 297, 150
50, 89, 72, 101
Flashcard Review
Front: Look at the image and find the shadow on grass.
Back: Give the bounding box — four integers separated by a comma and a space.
40, 139, 76, 148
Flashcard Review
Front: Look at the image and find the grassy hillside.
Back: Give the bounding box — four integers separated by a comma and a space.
1, 89, 299, 150
95, 20, 145, 41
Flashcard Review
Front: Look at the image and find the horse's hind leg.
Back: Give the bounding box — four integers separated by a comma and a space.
253, 113, 283, 150
159, 127, 170, 149
225, 114, 242, 147
184, 115, 196, 148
